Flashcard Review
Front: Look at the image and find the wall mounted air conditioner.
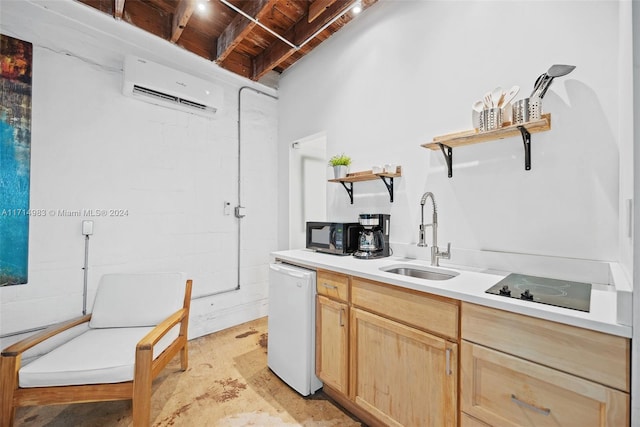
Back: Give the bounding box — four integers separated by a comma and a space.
122, 55, 223, 118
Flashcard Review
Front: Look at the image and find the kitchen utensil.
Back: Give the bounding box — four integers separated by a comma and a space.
472, 101, 483, 129
512, 96, 542, 124
538, 64, 576, 98
479, 107, 502, 132
530, 73, 547, 97
548, 64, 576, 78
501, 85, 520, 106
483, 92, 492, 109
491, 86, 503, 108
530, 64, 576, 98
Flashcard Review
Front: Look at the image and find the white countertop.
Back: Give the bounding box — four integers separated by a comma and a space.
272, 249, 632, 338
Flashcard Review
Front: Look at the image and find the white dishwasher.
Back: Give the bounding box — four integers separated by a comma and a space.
268, 262, 322, 396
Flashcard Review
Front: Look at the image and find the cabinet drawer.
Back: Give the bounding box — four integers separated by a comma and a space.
461, 341, 629, 427
351, 277, 459, 340
461, 302, 630, 391
317, 270, 349, 302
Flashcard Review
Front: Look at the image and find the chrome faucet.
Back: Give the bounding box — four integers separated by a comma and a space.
418, 192, 451, 266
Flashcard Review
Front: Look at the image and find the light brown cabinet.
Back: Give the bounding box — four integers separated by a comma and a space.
315, 270, 350, 396
309, 266, 631, 427
350, 307, 457, 427
316, 294, 349, 394
461, 302, 630, 427
316, 273, 460, 427
349, 278, 459, 426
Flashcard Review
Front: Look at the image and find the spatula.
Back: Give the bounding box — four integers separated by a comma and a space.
538, 64, 576, 98
500, 85, 520, 107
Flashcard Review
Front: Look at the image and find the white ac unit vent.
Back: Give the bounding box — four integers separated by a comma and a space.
122, 55, 223, 118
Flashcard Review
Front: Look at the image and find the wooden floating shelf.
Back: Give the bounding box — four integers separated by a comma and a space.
421, 114, 551, 177
328, 166, 402, 183
329, 166, 402, 204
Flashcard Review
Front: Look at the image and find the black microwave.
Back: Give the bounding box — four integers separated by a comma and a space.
306, 222, 360, 255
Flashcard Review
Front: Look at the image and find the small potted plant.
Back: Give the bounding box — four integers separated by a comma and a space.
328, 153, 351, 179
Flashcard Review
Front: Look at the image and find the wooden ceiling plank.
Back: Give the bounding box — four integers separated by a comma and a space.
293, 0, 355, 45
216, 0, 279, 64
252, 0, 355, 80
114, 0, 125, 19
220, 50, 253, 79
308, 0, 338, 22
171, 0, 196, 43
253, 43, 297, 81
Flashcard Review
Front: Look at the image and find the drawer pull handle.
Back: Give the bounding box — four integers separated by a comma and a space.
321, 283, 338, 290
511, 394, 551, 416
445, 348, 452, 375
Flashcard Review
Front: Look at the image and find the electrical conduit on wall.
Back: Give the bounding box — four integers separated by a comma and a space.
192, 86, 278, 300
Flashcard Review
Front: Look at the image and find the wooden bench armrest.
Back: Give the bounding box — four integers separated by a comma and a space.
136, 308, 188, 351
1, 315, 92, 357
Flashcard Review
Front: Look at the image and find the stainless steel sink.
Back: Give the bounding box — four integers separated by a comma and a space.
379, 264, 459, 281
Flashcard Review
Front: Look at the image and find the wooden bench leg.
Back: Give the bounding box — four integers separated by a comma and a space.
0, 355, 18, 427
133, 347, 153, 427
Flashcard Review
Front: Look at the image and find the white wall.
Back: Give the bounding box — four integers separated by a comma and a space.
278, 1, 632, 270
0, 1, 278, 344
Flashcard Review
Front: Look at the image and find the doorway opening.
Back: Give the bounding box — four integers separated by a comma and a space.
289, 133, 327, 249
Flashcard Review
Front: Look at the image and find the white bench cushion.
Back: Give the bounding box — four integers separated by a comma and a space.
19, 326, 179, 388
89, 272, 186, 328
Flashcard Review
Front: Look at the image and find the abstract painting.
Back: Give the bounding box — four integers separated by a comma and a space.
0, 34, 32, 286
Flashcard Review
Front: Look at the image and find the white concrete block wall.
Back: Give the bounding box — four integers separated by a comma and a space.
0, 1, 278, 345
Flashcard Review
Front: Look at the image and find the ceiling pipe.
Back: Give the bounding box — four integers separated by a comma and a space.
218, 0, 359, 51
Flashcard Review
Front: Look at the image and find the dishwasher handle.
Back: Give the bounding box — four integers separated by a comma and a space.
269, 263, 309, 279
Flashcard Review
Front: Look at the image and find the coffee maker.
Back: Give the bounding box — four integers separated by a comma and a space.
353, 214, 390, 259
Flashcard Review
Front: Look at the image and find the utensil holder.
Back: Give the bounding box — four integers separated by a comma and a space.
512, 97, 542, 125
479, 107, 502, 132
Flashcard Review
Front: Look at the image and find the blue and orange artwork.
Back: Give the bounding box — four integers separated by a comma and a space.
0, 34, 32, 286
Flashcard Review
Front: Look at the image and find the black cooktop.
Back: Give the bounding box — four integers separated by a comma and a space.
485, 273, 592, 312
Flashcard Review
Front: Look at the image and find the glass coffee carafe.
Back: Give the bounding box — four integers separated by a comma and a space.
353, 213, 390, 259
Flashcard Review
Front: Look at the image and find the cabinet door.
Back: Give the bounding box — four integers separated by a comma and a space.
461, 341, 629, 427
316, 295, 349, 394
350, 307, 457, 427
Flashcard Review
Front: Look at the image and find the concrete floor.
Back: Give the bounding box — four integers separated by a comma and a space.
13, 317, 363, 426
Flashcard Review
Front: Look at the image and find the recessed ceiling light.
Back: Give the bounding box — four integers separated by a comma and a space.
197, 2, 206, 12
352, 2, 362, 14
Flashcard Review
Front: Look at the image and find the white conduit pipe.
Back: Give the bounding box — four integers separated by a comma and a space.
218, 0, 358, 51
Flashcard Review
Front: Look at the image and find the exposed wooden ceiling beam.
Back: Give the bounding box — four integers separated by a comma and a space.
252, 0, 355, 80
171, 0, 196, 43
216, 0, 279, 64
308, 0, 337, 22
114, 0, 125, 20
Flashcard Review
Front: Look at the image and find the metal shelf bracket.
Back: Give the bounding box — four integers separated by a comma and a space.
378, 176, 395, 202
339, 181, 354, 204
438, 143, 453, 178
518, 126, 532, 170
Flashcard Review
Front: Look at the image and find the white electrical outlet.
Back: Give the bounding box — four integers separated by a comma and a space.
82, 220, 94, 236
